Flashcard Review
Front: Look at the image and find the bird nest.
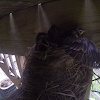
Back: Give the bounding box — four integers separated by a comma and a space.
17, 45, 93, 100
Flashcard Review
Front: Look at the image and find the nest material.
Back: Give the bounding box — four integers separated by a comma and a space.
17, 45, 93, 100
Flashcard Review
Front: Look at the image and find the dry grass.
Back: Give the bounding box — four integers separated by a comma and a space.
16, 45, 93, 100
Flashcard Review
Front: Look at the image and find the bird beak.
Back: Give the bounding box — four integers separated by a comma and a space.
81, 30, 85, 34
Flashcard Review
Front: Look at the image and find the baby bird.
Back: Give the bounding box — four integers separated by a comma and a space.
36, 25, 100, 68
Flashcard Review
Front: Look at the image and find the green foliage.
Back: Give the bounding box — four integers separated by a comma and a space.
90, 71, 100, 100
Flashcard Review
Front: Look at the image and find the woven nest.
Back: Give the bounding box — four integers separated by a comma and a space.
17, 45, 93, 100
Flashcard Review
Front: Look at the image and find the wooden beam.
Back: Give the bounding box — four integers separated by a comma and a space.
20, 56, 25, 70
9, 55, 19, 78
15, 55, 23, 76
3, 54, 10, 70
0, 53, 4, 61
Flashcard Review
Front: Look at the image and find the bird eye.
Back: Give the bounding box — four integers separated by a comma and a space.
79, 30, 84, 35
79, 30, 82, 33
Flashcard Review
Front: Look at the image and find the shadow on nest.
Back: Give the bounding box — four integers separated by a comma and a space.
19, 45, 93, 100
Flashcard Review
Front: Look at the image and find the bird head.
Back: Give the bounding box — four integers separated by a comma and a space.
36, 32, 49, 50
72, 28, 85, 38
36, 32, 47, 44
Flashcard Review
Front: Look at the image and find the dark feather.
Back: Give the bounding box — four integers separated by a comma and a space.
36, 25, 100, 68
62, 36, 100, 68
